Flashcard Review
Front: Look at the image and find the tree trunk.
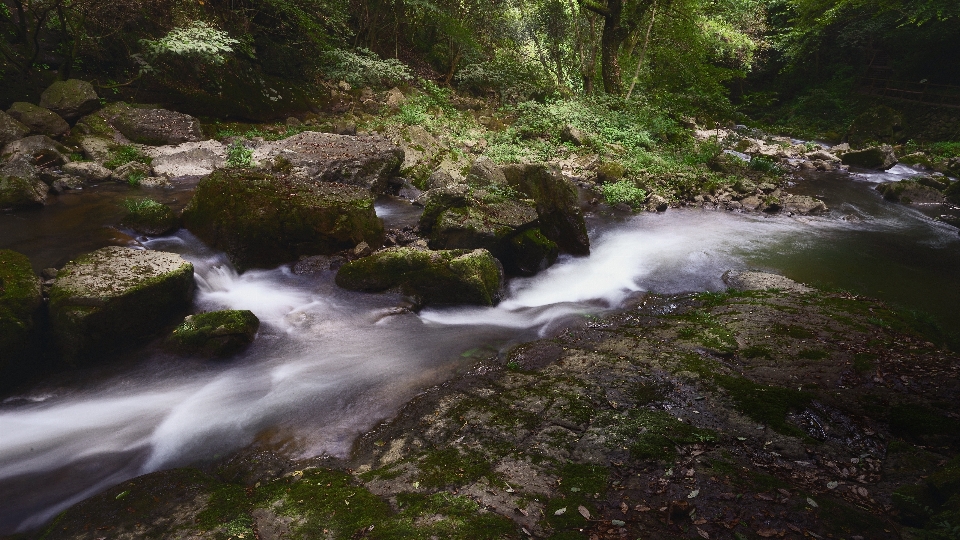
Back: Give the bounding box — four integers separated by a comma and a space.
599, 0, 625, 94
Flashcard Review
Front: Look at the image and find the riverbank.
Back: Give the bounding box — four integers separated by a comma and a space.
12, 276, 960, 540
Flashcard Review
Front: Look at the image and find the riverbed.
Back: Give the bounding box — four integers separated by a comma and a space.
0, 164, 957, 533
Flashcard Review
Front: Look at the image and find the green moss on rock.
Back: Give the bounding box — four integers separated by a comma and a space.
168, 310, 260, 357
335, 247, 503, 306
120, 198, 178, 235
49, 246, 195, 363
182, 169, 385, 269
38, 79, 99, 121
0, 249, 41, 373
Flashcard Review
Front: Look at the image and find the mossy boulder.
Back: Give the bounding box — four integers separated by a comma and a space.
0, 250, 42, 376
6, 102, 69, 138
945, 180, 960, 205
0, 158, 48, 209
0, 110, 30, 148
1, 134, 69, 166
504, 228, 559, 276
167, 310, 260, 357
98, 102, 202, 145
845, 105, 903, 149
876, 180, 945, 205
39, 79, 99, 121
336, 247, 503, 306
502, 163, 590, 255
840, 145, 898, 170
251, 132, 404, 194
465, 156, 507, 187
182, 169, 384, 269
120, 198, 179, 235
49, 247, 195, 363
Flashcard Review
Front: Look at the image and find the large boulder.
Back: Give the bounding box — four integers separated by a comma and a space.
1, 134, 70, 166
876, 180, 946, 205
840, 145, 898, 170
182, 169, 385, 269
845, 106, 903, 149
0, 158, 48, 208
98, 102, 202, 145
167, 310, 260, 357
945, 181, 960, 205
466, 156, 507, 186
0, 250, 42, 377
335, 247, 503, 306
251, 132, 403, 194
39, 79, 100, 121
781, 195, 828, 215
0, 110, 30, 148
502, 163, 590, 255
120, 198, 179, 235
48, 247, 195, 362
6, 102, 69, 138
148, 140, 226, 178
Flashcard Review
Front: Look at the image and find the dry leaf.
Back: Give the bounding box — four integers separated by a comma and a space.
554, 507, 567, 516
620, 502, 628, 513
578, 505, 591, 520
756, 529, 779, 538
697, 527, 710, 539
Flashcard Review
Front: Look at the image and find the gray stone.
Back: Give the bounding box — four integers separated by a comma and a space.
1, 135, 69, 167
39, 79, 100, 121
723, 270, 813, 293
0, 158, 48, 208
99, 103, 202, 145
6, 102, 69, 138
77, 136, 115, 162
782, 195, 828, 215
466, 156, 507, 187
62, 161, 112, 182
0, 111, 30, 148
251, 131, 403, 194
646, 194, 669, 212
561, 125, 588, 146
148, 140, 226, 178
841, 145, 898, 170
49, 247, 194, 362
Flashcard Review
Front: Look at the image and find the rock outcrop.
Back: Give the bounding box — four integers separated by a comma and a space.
49, 247, 195, 362
876, 180, 946, 205
167, 310, 260, 357
502, 163, 590, 256
6, 102, 69, 138
840, 145, 898, 170
251, 132, 403, 194
39, 79, 100, 121
182, 169, 384, 269
98, 102, 202, 145
335, 247, 503, 306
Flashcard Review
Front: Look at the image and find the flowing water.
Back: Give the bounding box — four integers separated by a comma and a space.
0, 165, 958, 533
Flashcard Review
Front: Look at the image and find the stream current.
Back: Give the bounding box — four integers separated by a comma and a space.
0, 165, 958, 533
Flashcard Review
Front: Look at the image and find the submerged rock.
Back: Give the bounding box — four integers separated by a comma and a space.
49, 247, 194, 362
723, 270, 813, 293
0, 110, 30, 148
840, 145, 898, 170
39, 79, 100, 121
120, 198, 179, 235
251, 132, 403, 194
0, 250, 42, 377
167, 310, 260, 357
98, 102, 202, 145
6, 102, 69, 138
182, 169, 384, 269
0, 158, 48, 209
336, 247, 503, 306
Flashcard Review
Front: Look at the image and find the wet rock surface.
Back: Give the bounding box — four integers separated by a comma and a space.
27, 282, 960, 539
167, 310, 260, 357
48, 246, 194, 362
182, 169, 385, 269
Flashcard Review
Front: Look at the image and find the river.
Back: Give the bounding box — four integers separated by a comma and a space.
0, 163, 957, 533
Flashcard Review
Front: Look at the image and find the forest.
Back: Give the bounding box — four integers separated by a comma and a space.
2, 0, 960, 539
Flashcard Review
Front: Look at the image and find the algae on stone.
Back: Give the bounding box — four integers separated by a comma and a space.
335, 247, 503, 306
49, 246, 195, 362
168, 310, 260, 357
0, 250, 41, 373
182, 169, 385, 269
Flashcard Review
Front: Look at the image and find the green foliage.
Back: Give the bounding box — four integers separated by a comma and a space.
321, 48, 413, 88
103, 145, 152, 170
226, 141, 255, 168
456, 50, 556, 102
140, 21, 240, 69
602, 180, 648, 209
749, 155, 783, 173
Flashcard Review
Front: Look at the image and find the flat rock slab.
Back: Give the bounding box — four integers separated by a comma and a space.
723, 270, 813, 293
148, 140, 227, 178
49, 246, 194, 362
252, 132, 403, 193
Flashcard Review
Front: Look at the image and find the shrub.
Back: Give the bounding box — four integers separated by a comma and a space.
139, 21, 239, 70
321, 48, 413, 89
456, 50, 555, 102
226, 141, 255, 168
603, 180, 648, 209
